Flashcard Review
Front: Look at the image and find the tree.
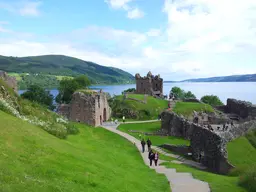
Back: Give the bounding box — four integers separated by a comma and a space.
21, 85, 54, 109
56, 75, 91, 104
183, 91, 196, 99
200, 95, 223, 106
171, 86, 185, 99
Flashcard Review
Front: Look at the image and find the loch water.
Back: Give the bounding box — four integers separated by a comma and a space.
18, 82, 256, 104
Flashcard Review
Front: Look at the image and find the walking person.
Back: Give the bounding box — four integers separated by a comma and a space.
148, 150, 155, 166
147, 138, 152, 152
154, 152, 159, 166
123, 116, 125, 123
141, 139, 146, 153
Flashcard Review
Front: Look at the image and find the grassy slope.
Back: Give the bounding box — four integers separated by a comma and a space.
173, 102, 214, 117
0, 55, 134, 84
227, 136, 256, 172
118, 122, 189, 146
0, 111, 170, 192
112, 94, 168, 120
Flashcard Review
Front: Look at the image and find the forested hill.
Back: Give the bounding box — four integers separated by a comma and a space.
0, 55, 134, 84
181, 74, 256, 82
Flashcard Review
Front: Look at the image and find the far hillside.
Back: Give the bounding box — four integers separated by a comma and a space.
0, 55, 134, 89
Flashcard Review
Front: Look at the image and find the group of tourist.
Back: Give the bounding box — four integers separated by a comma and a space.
141, 138, 159, 166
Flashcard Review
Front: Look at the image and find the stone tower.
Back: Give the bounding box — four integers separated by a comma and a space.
135, 71, 163, 96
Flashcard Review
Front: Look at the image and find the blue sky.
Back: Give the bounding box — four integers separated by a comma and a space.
0, 0, 256, 80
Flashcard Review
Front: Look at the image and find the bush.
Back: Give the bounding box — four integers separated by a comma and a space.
122, 88, 136, 94
170, 87, 196, 100
200, 95, 224, 106
66, 123, 80, 135
239, 166, 256, 192
21, 85, 54, 110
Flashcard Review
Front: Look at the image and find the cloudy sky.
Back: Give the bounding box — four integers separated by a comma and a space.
0, 0, 255, 80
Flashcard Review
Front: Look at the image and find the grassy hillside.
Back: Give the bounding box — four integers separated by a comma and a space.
173, 102, 214, 117
0, 111, 170, 192
0, 55, 134, 87
109, 94, 168, 120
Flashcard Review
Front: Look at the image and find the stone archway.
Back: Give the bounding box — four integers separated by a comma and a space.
103, 108, 107, 122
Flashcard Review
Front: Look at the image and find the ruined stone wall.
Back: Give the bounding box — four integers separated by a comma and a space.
135, 72, 163, 96
69, 92, 96, 126
94, 92, 111, 126
190, 126, 234, 174
57, 104, 70, 118
219, 120, 256, 142
57, 91, 111, 127
136, 78, 152, 95
161, 111, 234, 174
0, 71, 17, 92
226, 98, 256, 119
152, 78, 163, 93
161, 111, 194, 139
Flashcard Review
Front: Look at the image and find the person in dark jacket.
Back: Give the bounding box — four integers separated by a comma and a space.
154, 152, 159, 166
148, 150, 155, 166
141, 139, 146, 153
147, 138, 152, 151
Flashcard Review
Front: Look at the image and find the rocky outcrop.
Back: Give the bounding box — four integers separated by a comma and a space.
57, 90, 111, 127
0, 71, 17, 92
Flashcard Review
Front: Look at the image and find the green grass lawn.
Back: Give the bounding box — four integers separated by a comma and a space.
111, 94, 168, 120
173, 102, 214, 117
118, 122, 190, 146
227, 136, 256, 174
0, 111, 170, 192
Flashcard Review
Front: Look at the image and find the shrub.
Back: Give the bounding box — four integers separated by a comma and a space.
122, 88, 136, 94
200, 95, 224, 106
170, 87, 196, 100
239, 166, 256, 192
21, 85, 54, 110
66, 123, 80, 135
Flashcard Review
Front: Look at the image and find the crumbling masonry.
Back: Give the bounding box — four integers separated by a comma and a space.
135, 71, 163, 97
57, 90, 111, 127
0, 71, 17, 92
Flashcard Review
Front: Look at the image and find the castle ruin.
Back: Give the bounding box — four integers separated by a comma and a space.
0, 71, 17, 92
135, 71, 163, 97
57, 90, 111, 127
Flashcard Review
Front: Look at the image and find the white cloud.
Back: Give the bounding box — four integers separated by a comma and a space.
19, 1, 41, 16
0, 1, 42, 16
105, 0, 144, 19
127, 7, 144, 19
146, 29, 161, 37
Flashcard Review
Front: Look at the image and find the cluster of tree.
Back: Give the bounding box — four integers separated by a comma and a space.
170, 87, 196, 100
170, 86, 223, 106
21, 85, 55, 110
21, 75, 91, 109
55, 75, 91, 104
200, 95, 223, 106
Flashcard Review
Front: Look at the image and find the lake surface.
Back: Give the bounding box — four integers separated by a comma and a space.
18, 82, 256, 104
